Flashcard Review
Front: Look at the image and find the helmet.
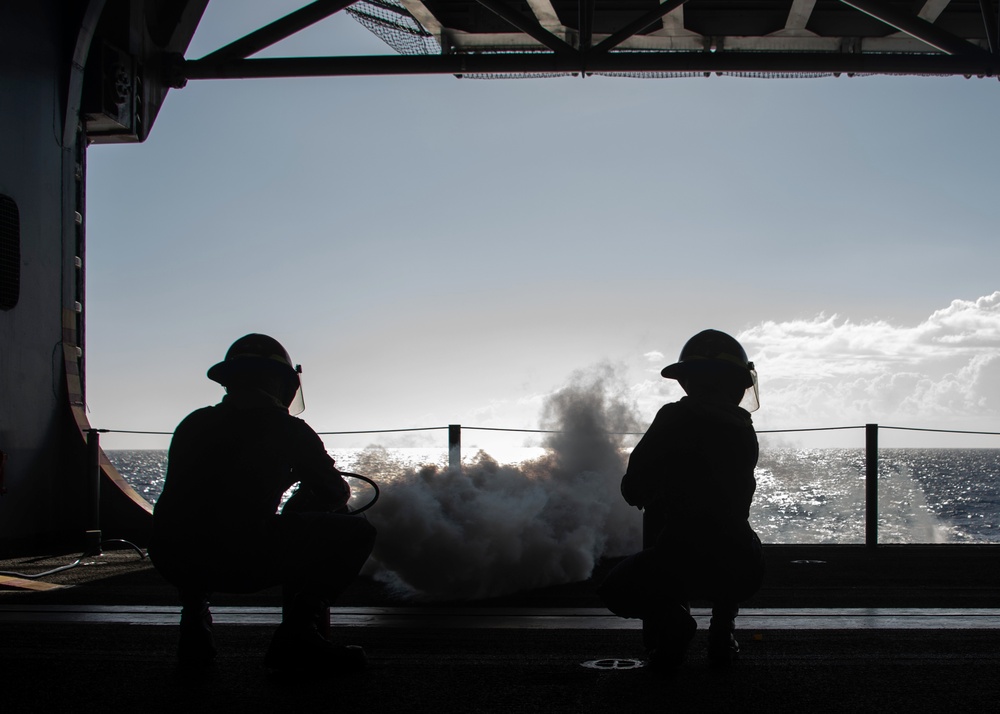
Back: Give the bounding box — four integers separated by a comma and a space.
661, 329, 759, 411
207, 334, 305, 414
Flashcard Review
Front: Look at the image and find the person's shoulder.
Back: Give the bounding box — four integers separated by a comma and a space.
285, 414, 325, 440
643, 400, 688, 433
174, 404, 223, 430
660, 399, 686, 411
653, 400, 687, 419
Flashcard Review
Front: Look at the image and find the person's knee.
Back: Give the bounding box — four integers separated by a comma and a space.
325, 514, 376, 555
598, 552, 651, 618
354, 517, 377, 552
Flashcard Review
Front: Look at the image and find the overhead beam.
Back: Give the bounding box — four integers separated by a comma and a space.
579, 0, 596, 51
401, 0, 446, 46
591, 0, 691, 55
179, 51, 1000, 80
526, 0, 562, 29
918, 0, 952, 23
474, 0, 577, 54
651, 5, 692, 37
785, 0, 817, 32
442, 31, 957, 53
980, 0, 999, 53
199, 0, 357, 62
838, 0, 989, 55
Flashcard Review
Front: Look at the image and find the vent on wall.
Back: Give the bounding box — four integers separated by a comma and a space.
0, 194, 20, 311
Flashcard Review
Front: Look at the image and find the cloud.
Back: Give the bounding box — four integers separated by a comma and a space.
733, 292, 1000, 429
917, 292, 1000, 348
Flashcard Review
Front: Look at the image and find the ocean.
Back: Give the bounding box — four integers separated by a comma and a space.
107, 445, 1000, 600
108, 446, 1000, 545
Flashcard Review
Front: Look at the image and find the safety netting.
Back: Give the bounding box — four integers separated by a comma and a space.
346, 0, 440, 55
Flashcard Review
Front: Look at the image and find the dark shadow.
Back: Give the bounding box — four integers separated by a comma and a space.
147, 334, 377, 673
598, 329, 765, 670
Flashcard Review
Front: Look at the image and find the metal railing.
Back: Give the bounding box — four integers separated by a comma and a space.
87, 421, 1000, 549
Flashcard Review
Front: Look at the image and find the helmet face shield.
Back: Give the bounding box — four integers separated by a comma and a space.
288, 365, 305, 416
740, 363, 760, 413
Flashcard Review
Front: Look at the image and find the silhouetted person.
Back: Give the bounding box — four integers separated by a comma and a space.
599, 329, 764, 668
149, 334, 376, 671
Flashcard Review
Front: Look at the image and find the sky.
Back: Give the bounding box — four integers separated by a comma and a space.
85, 1, 1000, 452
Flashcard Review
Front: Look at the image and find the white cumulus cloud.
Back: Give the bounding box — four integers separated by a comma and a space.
734, 292, 1000, 435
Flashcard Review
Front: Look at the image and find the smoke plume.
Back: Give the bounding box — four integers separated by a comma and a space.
356, 364, 644, 601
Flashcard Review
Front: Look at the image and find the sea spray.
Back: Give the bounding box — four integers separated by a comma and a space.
356, 365, 644, 600
750, 449, 957, 543
879, 461, 952, 543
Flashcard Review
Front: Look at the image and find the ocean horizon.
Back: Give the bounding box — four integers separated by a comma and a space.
108, 446, 1000, 546
106, 445, 1000, 600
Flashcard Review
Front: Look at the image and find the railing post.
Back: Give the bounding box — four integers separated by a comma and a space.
865, 423, 878, 549
86, 429, 102, 555
449, 424, 461, 472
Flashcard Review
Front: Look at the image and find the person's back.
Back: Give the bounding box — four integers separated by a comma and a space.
153, 391, 347, 566
626, 394, 758, 547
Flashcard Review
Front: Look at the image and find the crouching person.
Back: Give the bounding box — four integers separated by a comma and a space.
599, 329, 764, 669
149, 334, 377, 671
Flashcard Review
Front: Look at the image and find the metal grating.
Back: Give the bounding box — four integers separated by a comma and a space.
0, 194, 20, 311
346, 0, 441, 55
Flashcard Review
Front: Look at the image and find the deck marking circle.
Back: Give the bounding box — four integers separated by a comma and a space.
580, 658, 646, 670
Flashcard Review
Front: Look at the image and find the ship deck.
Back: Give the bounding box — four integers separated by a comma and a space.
2, 544, 999, 712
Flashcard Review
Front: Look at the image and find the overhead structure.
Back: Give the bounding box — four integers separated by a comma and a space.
177, 0, 1000, 84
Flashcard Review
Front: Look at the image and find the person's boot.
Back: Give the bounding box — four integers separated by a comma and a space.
707, 604, 740, 668
265, 590, 366, 673
263, 622, 367, 673
178, 599, 216, 667
647, 604, 697, 670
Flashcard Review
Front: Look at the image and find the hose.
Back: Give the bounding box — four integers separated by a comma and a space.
340, 471, 380, 515
0, 538, 146, 579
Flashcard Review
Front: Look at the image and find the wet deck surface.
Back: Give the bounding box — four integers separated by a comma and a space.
2, 603, 998, 630
2, 546, 1000, 712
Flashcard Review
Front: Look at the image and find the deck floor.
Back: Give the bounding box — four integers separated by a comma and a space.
3, 547, 1000, 712
2, 614, 999, 713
